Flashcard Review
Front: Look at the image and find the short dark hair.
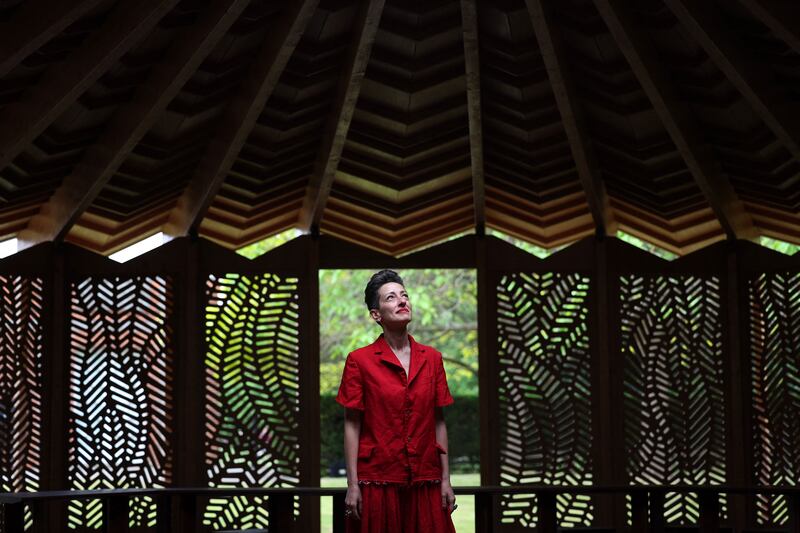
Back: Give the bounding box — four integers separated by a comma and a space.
364, 269, 404, 310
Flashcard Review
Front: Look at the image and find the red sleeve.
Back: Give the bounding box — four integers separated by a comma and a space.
335, 354, 365, 410
435, 353, 454, 407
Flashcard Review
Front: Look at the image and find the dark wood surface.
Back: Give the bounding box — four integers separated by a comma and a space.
0, 0, 798, 255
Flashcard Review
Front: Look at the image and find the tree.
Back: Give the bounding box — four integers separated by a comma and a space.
319, 269, 479, 396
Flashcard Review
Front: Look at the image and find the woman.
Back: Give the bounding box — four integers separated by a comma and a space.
336, 269, 457, 533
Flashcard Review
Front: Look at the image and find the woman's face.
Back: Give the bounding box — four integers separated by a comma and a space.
370, 282, 412, 327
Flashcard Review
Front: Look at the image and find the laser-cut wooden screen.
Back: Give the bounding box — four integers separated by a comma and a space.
749, 272, 800, 525
204, 273, 301, 531
496, 272, 593, 528
0, 276, 43, 531
68, 276, 174, 530
620, 275, 726, 524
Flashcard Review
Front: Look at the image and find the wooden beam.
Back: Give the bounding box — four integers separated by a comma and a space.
0, 0, 180, 173
163, 0, 320, 237
593, 0, 757, 240
737, 0, 800, 57
0, 0, 105, 78
525, 0, 615, 238
298, 0, 386, 232
664, 0, 800, 163
460, 0, 486, 234
17, 0, 252, 249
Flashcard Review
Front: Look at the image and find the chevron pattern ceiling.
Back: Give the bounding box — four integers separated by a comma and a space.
0, 0, 798, 257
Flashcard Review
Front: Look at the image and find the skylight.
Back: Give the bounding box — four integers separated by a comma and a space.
0, 238, 17, 259
109, 233, 168, 263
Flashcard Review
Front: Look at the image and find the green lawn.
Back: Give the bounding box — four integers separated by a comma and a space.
320, 473, 480, 533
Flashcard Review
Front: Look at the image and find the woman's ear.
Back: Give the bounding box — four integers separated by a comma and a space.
369, 308, 381, 322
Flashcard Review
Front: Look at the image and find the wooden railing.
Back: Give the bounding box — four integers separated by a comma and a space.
2, 485, 800, 533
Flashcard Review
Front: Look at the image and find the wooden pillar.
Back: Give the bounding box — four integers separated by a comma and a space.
171, 239, 204, 532
476, 235, 498, 533
724, 243, 752, 530
298, 236, 321, 532
591, 239, 625, 527
40, 244, 69, 532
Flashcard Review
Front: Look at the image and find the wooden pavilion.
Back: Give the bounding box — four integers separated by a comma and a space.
0, 0, 799, 531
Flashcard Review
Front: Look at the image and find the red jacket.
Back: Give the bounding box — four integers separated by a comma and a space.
336, 335, 455, 483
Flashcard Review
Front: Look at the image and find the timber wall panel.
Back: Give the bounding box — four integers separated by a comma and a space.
0, 236, 796, 532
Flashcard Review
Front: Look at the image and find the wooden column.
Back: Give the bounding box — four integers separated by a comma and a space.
592, 239, 626, 527
724, 242, 752, 530
476, 235, 498, 532
298, 236, 321, 532
40, 244, 69, 533
171, 239, 205, 532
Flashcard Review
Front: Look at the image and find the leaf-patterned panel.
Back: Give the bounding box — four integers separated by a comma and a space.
750, 272, 800, 525
204, 273, 301, 531
0, 276, 43, 531
621, 275, 725, 525
68, 277, 174, 530
496, 272, 592, 528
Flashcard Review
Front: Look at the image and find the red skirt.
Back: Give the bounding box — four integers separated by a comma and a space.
346, 481, 457, 533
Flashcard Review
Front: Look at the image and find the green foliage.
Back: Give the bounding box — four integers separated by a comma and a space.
487, 228, 552, 258
320, 395, 480, 476
616, 231, 678, 260
236, 229, 302, 259
319, 269, 479, 396
760, 236, 800, 255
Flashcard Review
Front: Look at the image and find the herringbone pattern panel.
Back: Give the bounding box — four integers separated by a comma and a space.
203, 273, 301, 531
68, 277, 174, 529
621, 275, 725, 524
0, 276, 43, 530
750, 272, 800, 525
496, 272, 593, 528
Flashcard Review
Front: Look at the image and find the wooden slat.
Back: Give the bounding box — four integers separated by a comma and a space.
698, 491, 720, 533
460, 0, 486, 233
163, 0, 320, 237
0, 0, 105, 78
332, 492, 346, 533
267, 493, 294, 532
593, 0, 757, 241
298, 0, 386, 232
102, 495, 129, 533
536, 492, 558, 533
737, 0, 800, 56
16, 0, 251, 250
0, 0, 180, 172
526, 0, 614, 238
665, 0, 800, 162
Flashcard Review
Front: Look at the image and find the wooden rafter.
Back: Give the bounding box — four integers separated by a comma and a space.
664, 0, 800, 163
593, 0, 757, 240
525, 0, 614, 238
298, 0, 386, 233
736, 0, 800, 57
0, 0, 105, 79
17, 0, 252, 250
460, 0, 486, 234
163, 0, 320, 238
0, 0, 180, 173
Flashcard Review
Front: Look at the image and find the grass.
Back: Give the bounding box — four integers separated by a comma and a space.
320, 473, 480, 533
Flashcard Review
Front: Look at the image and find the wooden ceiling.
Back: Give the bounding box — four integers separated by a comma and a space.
0, 0, 798, 257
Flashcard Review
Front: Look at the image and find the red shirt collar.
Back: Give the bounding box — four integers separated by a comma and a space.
373, 334, 428, 385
